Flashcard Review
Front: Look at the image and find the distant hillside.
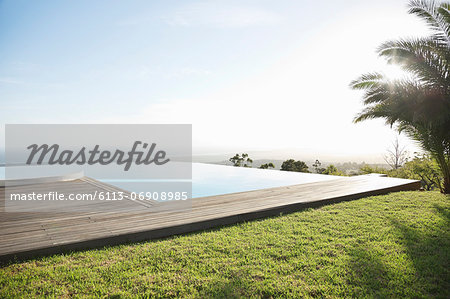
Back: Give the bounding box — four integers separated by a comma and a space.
212, 159, 286, 169
201, 158, 389, 174
192, 148, 388, 164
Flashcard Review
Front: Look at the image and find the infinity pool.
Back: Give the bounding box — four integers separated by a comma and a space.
190, 163, 338, 197
0, 163, 339, 198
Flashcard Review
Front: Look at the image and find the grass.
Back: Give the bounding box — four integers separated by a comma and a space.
0, 191, 449, 298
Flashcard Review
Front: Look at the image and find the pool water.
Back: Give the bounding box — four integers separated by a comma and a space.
190, 163, 337, 198
0, 163, 339, 198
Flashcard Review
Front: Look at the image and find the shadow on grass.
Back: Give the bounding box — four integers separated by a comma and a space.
346, 203, 450, 298
346, 244, 396, 297
197, 279, 248, 299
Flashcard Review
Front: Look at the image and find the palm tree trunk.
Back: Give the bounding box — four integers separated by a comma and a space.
443, 161, 450, 194
435, 153, 450, 194
444, 176, 450, 194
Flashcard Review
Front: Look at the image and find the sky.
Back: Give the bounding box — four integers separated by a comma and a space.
0, 0, 432, 162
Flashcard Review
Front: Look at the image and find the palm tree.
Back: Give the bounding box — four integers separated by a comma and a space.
351, 0, 450, 193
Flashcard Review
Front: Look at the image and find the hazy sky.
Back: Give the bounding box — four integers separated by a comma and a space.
0, 0, 431, 161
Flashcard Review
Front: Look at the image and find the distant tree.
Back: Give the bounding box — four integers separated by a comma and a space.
322, 164, 345, 176
259, 163, 275, 169
392, 154, 443, 191
312, 159, 326, 174
280, 159, 310, 172
229, 153, 253, 167
384, 137, 408, 169
406, 154, 442, 191
359, 165, 389, 175
325, 165, 337, 173
360, 154, 443, 191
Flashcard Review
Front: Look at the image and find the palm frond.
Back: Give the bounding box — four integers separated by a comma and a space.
438, 3, 450, 25
408, 0, 450, 44
349, 72, 385, 89
378, 38, 450, 88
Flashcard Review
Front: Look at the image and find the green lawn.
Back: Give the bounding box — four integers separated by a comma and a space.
0, 191, 449, 298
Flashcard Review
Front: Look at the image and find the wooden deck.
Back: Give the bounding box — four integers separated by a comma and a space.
0, 175, 420, 263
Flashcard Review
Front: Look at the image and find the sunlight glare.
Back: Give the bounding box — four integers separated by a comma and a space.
382, 64, 409, 80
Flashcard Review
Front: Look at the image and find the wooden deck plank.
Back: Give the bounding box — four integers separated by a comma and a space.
0, 175, 420, 262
